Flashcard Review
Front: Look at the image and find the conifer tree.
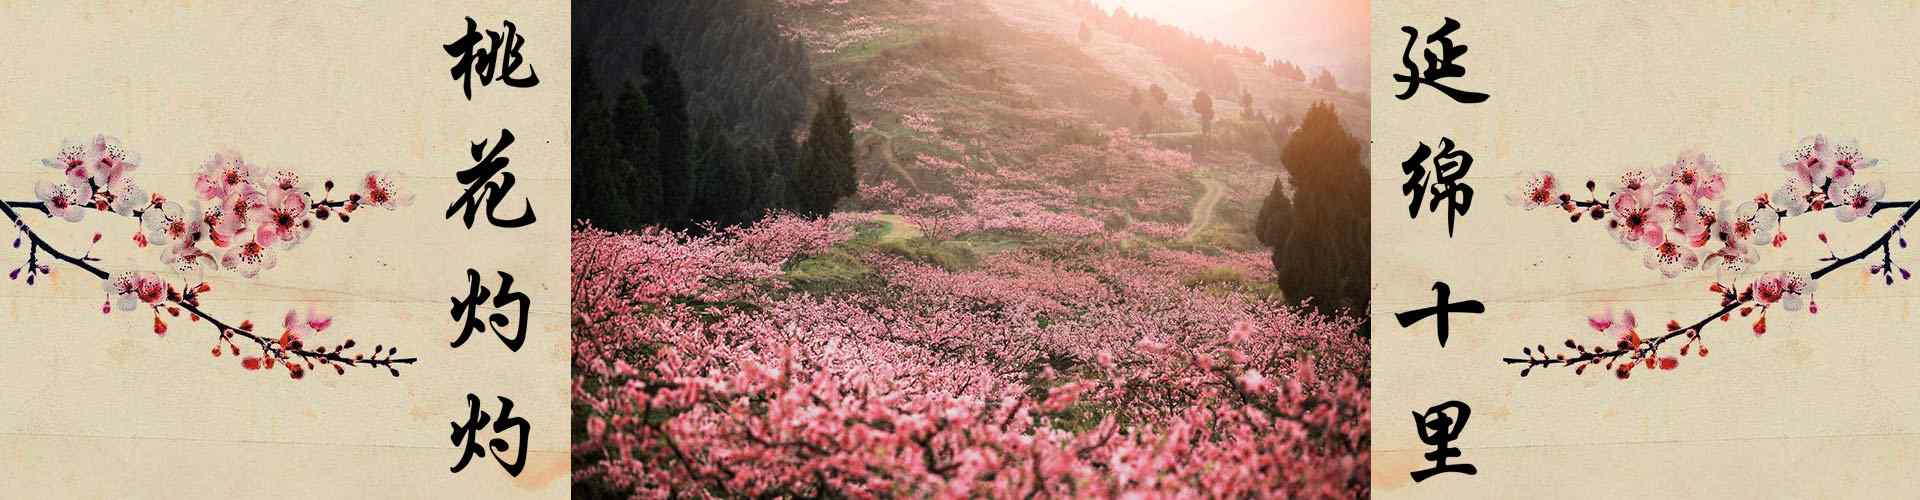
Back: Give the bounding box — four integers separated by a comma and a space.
1259, 102, 1368, 318
641, 43, 692, 223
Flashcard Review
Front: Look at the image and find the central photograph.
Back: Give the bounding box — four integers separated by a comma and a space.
567, 0, 1371, 497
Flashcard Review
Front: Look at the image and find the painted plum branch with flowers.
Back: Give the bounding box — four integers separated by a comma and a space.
3, 134, 419, 379
1503, 135, 1917, 379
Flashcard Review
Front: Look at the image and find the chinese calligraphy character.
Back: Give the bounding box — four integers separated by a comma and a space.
444, 17, 542, 100
1394, 17, 1489, 104
450, 393, 530, 477
1411, 400, 1476, 482
1395, 281, 1484, 348
448, 128, 537, 229
1401, 137, 1474, 237
450, 269, 529, 352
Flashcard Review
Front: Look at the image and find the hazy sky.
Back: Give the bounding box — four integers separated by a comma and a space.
1089, 0, 1369, 87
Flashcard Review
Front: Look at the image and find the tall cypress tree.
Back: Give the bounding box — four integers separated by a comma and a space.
792, 88, 853, 217
1260, 101, 1368, 319
572, 49, 618, 227
640, 43, 692, 224
793, 109, 837, 217
688, 121, 742, 226
825, 88, 857, 200
613, 82, 662, 227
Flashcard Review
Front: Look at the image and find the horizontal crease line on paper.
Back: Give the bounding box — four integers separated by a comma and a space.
1376, 428, 1920, 454
0, 430, 567, 454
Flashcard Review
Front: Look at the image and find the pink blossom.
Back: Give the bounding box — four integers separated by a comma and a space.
33, 181, 87, 222
102, 272, 167, 312
251, 189, 313, 248
193, 150, 261, 201
1834, 179, 1885, 223
43, 135, 139, 188
358, 170, 413, 209
1606, 190, 1666, 248
1587, 307, 1638, 341
1658, 150, 1725, 201
284, 307, 333, 340
1643, 239, 1699, 277
1506, 170, 1558, 210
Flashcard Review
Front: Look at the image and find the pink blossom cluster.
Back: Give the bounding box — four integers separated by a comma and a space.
855, 180, 910, 209
774, 2, 893, 56
913, 198, 1107, 240
38, 136, 411, 277
572, 219, 1369, 496
11, 134, 415, 378
1507, 134, 1912, 379
901, 112, 942, 135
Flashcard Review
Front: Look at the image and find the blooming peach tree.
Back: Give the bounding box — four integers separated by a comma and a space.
1504, 135, 1915, 379
5, 134, 418, 379
572, 214, 1369, 497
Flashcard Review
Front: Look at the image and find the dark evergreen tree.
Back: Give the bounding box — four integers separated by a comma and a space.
825, 88, 856, 200
687, 122, 755, 227
576, 0, 812, 142
1312, 68, 1339, 92
1192, 90, 1214, 135
1149, 84, 1168, 107
792, 88, 856, 217
1258, 101, 1368, 319
571, 48, 615, 226
613, 81, 662, 227
640, 43, 693, 224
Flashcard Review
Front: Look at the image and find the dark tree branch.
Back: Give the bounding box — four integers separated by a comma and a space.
4, 196, 415, 377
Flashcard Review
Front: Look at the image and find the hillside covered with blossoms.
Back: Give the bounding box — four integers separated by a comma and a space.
572, 0, 1371, 497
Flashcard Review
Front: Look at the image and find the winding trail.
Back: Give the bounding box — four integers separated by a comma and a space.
1181, 175, 1226, 242
862, 132, 920, 191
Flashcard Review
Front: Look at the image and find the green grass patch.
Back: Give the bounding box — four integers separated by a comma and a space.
783, 250, 881, 294
875, 238, 977, 270
821, 25, 928, 67
1183, 265, 1248, 288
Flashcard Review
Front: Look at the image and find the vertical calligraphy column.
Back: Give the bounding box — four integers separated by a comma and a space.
1371, 2, 1502, 496
429, 4, 571, 496
0, 2, 570, 497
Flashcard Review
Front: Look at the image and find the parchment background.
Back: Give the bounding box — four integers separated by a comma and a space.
0, 2, 569, 497
1371, 1, 1920, 497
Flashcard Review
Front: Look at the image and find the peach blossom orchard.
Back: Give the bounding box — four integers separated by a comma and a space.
568, 74, 1367, 496
572, 212, 1367, 496
570, 76, 1369, 499
574, 0, 1370, 495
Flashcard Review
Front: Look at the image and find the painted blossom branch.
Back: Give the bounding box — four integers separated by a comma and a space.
1504, 135, 1913, 379
4, 200, 109, 281
1812, 201, 1917, 280
7, 134, 418, 379
5, 196, 419, 378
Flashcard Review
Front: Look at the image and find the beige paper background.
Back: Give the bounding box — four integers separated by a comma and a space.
0, 2, 569, 498
1372, 1, 1920, 497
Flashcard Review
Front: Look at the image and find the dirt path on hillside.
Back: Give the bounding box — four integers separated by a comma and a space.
863, 132, 920, 191
871, 213, 923, 244
1181, 176, 1226, 242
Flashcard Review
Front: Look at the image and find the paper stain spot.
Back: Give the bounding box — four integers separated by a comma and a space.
106, 338, 140, 366
512, 453, 568, 490
1371, 450, 1421, 491
1783, 338, 1814, 365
